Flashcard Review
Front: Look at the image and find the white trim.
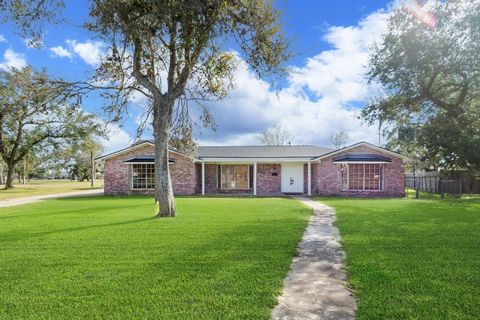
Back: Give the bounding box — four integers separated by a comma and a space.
96, 141, 199, 162
97, 142, 153, 161
307, 161, 311, 196
313, 141, 409, 161
253, 162, 257, 196
200, 158, 311, 163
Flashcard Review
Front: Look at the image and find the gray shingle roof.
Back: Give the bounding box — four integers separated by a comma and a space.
196, 145, 335, 159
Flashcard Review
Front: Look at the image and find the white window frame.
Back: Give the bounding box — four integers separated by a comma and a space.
220, 164, 251, 190
340, 163, 385, 191
131, 163, 155, 190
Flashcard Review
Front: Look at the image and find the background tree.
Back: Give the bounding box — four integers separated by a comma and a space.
257, 125, 294, 146
363, 0, 480, 172
0, 0, 64, 47
0, 67, 101, 189
86, 0, 289, 217
330, 129, 349, 149
69, 137, 104, 184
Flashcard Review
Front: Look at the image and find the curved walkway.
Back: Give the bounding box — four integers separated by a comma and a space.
0, 189, 103, 208
272, 197, 356, 320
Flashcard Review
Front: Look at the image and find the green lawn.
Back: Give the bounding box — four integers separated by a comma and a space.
320, 197, 480, 320
0, 179, 103, 200
0, 197, 310, 319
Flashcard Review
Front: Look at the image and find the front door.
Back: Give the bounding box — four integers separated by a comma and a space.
281, 164, 304, 193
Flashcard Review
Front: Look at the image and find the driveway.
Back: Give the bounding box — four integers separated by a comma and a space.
0, 189, 104, 208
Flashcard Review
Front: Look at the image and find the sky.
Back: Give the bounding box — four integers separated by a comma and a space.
0, 0, 398, 152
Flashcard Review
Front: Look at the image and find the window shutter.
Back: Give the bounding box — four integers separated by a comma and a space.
217, 165, 221, 188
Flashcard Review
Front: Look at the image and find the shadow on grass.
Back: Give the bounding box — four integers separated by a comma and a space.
0, 216, 155, 243
0, 202, 153, 220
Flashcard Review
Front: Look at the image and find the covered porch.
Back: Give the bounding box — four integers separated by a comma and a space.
199, 160, 313, 196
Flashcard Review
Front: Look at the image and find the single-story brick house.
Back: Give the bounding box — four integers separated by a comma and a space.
97, 140, 406, 197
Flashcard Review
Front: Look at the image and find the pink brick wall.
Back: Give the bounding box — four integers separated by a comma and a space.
315, 146, 405, 197
103, 144, 197, 195
104, 143, 405, 197
257, 164, 282, 195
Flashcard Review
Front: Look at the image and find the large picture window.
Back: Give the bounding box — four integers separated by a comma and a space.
341, 163, 384, 191
132, 164, 155, 189
220, 165, 250, 189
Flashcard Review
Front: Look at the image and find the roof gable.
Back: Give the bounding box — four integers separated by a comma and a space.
96, 141, 197, 161
314, 141, 408, 161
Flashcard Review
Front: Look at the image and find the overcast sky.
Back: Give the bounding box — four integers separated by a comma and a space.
0, 0, 398, 152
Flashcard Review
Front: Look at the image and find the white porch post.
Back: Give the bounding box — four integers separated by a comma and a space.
201, 161, 205, 195
253, 162, 257, 196
307, 161, 312, 196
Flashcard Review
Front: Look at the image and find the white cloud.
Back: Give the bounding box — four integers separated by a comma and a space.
289, 11, 389, 103
0, 34, 6, 43
66, 39, 104, 66
50, 45, 72, 58
0, 49, 27, 71
195, 10, 390, 147
99, 122, 133, 153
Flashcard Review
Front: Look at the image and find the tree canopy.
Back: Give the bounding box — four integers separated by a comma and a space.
363, 0, 480, 172
330, 129, 349, 149
0, 67, 101, 188
257, 125, 294, 146
2, 0, 290, 217
84, 0, 290, 217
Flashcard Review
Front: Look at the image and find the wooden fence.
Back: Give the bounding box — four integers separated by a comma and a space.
405, 172, 480, 197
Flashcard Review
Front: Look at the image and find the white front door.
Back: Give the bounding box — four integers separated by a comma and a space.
281, 164, 304, 193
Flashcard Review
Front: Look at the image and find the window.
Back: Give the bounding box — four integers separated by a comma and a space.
220, 165, 250, 189
132, 164, 155, 189
341, 163, 384, 191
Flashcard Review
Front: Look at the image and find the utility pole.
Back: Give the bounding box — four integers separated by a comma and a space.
22, 158, 26, 184
90, 151, 95, 187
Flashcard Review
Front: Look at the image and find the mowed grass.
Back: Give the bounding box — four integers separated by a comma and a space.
320, 197, 480, 320
0, 180, 103, 200
0, 197, 310, 319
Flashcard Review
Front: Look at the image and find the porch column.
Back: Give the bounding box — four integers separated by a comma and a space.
201, 161, 205, 195
307, 161, 312, 196
253, 162, 257, 196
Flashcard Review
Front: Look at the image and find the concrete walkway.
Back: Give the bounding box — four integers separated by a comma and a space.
272, 197, 356, 320
0, 189, 103, 208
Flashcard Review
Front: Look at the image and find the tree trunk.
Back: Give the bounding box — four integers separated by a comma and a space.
153, 98, 176, 218
5, 161, 15, 189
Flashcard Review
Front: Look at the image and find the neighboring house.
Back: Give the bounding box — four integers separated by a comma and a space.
97, 141, 406, 197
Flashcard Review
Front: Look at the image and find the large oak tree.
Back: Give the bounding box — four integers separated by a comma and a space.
87, 0, 289, 217
2, 0, 289, 217
0, 67, 100, 188
363, 0, 480, 172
